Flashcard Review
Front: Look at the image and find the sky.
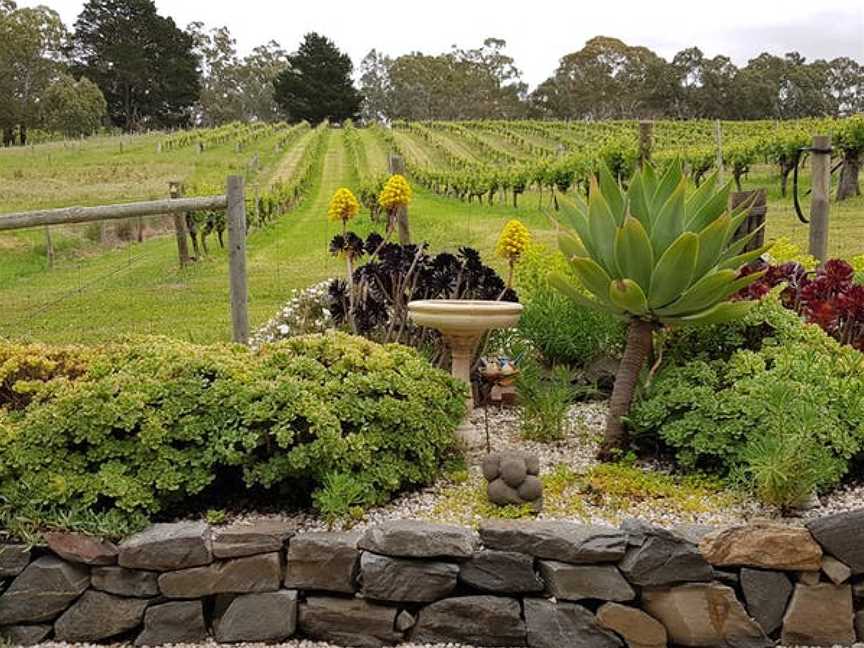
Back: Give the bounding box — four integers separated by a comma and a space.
22, 0, 864, 89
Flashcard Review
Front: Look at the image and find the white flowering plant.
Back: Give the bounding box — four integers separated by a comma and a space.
251, 280, 335, 348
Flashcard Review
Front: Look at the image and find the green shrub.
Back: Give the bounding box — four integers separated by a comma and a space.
516, 358, 574, 442
515, 244, 624, 367
631, 298, 864, 506
0, 333, 466, 535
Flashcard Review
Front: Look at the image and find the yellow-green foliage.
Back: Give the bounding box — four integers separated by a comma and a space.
0, 333, 466, 536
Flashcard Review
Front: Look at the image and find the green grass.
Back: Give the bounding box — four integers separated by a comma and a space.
0, 126, 861, 345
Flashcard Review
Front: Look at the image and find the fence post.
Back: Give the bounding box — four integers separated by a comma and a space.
226, 175, 249, 344
808, 134, 832, 262
169, 181, 191, 268
388, 153, 411, 245
638, 121, 653, 168
714, 120, 724, 183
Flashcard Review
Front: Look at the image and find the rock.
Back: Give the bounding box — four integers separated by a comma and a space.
524, 598, 622, 648
740, 568, 794, 635
54, 590, 149, 641
44, 532, 118, 566
713, 569, 740, 586
360, 552, 458, 603
798, 569, 820, 585
299, 596, 401, 648
214, 590, 298, 642
672, 524, 715, 545
135, 601, 208, 646
284, 531, 360, 593
501, 458, 528, 487
459, 550, 543, 594
822, 555, 853, 585
412, 595, 526, 647
0, 625, 52, 645
643, 582, 771, 647
212, 519, 294, 559
519, 477, 544, 501
596, 603, 667, 648
855, 610, 864, 641
0, 556, 90, 624
620, 520, 713, 586
479, 520, 626, 564
358, 520, 477, 559
488, 479, 525, 505
808, 510, 864, 574
485, 452, 543, 510
699, 523, 822, 571
395, 610, 416, 632
854, 579, 864, 598
91, 566, 159, 598
158, 552, 281, 598
539, 561, 635, 602
482, 454, 502, 481
119, 521, 212, 571
781, 583, 855, 646
0, 545, 30, 578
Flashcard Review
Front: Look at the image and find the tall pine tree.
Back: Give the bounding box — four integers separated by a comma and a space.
274, 33, 362, 123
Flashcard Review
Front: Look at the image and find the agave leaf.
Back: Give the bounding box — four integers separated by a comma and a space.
549, 272, 627, 317
694, 213, 731, 277
722, 224, 766, 261
587, 177, 620, 275
719, 243, 772, 271
627, 173, 653, 233
559, 232, 589, 260
687, 179, 731, 232
724, 197, 760, 246
614, 217, 654, 292
609, 279, 649, 315
648, 232, 699, 309
660, 300, 754, 327
570, 257, 615, 302
641, 161, 658, 198
650, 179, 686, 258
557, 203, 598, 261
684, 171, 719, 224
655, 269, 739, 317
599, 163, 626, 225
652, 159, 683, 211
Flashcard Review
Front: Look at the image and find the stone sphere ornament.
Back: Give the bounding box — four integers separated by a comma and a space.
483, 451, 543, 512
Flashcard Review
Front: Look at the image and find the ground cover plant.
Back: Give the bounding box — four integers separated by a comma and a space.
0, 332, 466, 538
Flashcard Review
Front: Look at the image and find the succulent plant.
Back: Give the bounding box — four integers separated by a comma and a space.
551, 161, 767, 459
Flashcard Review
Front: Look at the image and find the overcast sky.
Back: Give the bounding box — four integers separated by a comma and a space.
22, 0, 864, 88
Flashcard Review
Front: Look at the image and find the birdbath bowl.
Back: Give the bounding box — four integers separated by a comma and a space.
408, 299, 523, 447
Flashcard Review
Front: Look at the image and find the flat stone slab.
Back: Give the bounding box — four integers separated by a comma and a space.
539, 561, 635, 602
412, 595, 526, 647
699, 523, 822, 571
0, 625, 52, 646
158, 552, 281, 598
0, 545, 30, 578
91, 565, 159, 598
358, 520, 478, 559
524, 598, 622, 648
214, 590, 298, 642
0, 556, 90, 624
44, 532, 118, 566
360, 552, 458, 603
135, 601, 208, 646
643, 582, 771, 648
119, 521, 212, 571
620, 519, 713, 586
54, 590, 149, 642
740, 568, 793, 635
299, 596, 401, 648
596, 603, 667, 648
212, 519, 294, 559
479, 520, 627, 564
807, 510, 864, 574
459, 550, 544, 594
781, 583, 855, 646
284, 531, 360, 593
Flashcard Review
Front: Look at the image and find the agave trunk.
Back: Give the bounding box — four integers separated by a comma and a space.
600, 318, 655, 460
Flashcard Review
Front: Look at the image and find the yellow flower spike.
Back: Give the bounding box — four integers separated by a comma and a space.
327, 188, 360, 223
378, 174, 413, 211
496, 220, 532, 263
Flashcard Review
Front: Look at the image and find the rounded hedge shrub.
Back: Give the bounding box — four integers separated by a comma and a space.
0, 333, 466, 534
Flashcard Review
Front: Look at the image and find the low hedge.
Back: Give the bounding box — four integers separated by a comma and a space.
0, 333, 466, 535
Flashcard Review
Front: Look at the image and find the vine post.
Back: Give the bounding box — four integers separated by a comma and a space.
388, 153, 411, 244
169, 181, 191, 268
226, 175, 249, 345
638, 121, 653, 168
808, 135, 832, 263
714, 120, 724, 183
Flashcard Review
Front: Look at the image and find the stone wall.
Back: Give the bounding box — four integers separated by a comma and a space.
2, 511, 864, 647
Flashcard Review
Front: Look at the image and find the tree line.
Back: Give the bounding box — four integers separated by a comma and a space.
1, 0, 861, 146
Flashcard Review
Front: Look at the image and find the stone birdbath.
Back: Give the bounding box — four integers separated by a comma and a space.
407, 299, 523, 447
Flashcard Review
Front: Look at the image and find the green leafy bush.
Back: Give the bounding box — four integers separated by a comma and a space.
631, 298, 864, 506
516, 358, 575, 442
515, 244, 624, 367
0, 333, 466, 535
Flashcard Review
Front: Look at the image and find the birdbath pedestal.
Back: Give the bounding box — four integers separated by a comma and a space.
407, 300, 523, 447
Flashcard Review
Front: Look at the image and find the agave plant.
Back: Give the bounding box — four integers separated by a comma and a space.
551, 161, 767, 460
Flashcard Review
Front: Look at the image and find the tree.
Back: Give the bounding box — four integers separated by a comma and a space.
359, 49, 393, 121
69, 0, 200, 131
273, 33, 361, 124
0, 1, 66, 145
40, 74, 107, 136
